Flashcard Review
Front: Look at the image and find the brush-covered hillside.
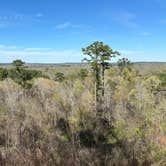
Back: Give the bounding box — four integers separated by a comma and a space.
0, 43, 166, 166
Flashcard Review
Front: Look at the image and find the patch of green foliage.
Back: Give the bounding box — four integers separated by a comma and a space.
158, 73, 166, 87
8, 68, 43, 88
0, 60, 45, 88
0, 68, 8, 81
54, 72, 65, 82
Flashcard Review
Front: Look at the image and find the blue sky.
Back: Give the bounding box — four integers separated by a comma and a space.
0, 0, 166, 63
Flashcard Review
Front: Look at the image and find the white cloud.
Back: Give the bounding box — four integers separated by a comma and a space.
36, 13, 44, 18
0, 12, 45, 28
117, 50, 144, 61
0, 14, 23, 28
55, 21, 92, 30
0, 46, 165, 63
138, 32, 151, 37
0, 46, 82, 63
119, 50, 166, 62
112, 11, 138, 28
55, 22, 71, 29
24, 48, 52, 52
0, 13, 24, 21
120, 50, 144, 56
0, 44, 17, 49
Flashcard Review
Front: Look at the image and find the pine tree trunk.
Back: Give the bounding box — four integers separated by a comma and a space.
102, 65, 105, 98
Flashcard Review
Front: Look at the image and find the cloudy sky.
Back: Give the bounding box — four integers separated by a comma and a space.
0, 0, 166, 63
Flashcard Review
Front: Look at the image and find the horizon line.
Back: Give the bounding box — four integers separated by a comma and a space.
0, 61, 166, 65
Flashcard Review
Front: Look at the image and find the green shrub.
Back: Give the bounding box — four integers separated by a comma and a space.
158, 73, 166, 87
8, 68, 43, 88
0, 68, 8, 81
54, 72, 65, 82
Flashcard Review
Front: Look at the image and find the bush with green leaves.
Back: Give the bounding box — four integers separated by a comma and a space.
54, 72, 65, 82
158, 73, 166, 87
8, 68, 42, 87
0, 68, 8, 81
4, 60, 43, 88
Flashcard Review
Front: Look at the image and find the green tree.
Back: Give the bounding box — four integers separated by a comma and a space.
82, 41, 120, 109
9, 60, 43, 88
12, 59, 25, 71
54, 72, 65, 82
117, 58, 133, 72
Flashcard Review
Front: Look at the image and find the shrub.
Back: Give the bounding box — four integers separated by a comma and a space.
8, 68, 43, 88
158, 73, 166, 87
54, 72, 65, 82
0, 68, 8, 81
